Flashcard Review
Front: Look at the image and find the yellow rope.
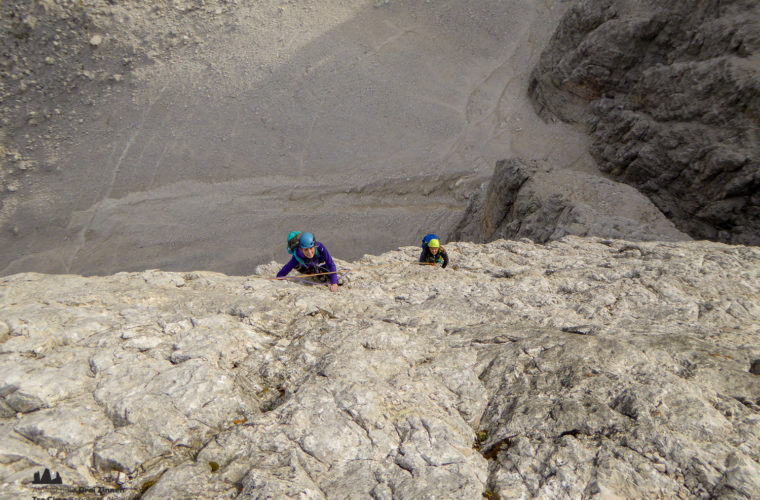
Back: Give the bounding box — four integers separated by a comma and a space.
270, 269, 344, 280
261, 260, 436, 281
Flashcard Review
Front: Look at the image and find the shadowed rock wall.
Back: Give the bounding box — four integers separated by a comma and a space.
529, 0, 760, 245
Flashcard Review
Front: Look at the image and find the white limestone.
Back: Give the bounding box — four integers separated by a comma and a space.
0, 237, 759, 498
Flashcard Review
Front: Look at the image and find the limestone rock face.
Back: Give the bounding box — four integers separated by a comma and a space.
529, 0, 760, 245
453, 158, 690, 244
1, 238, 759, 499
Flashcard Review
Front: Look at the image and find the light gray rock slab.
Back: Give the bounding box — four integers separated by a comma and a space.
14, 401, 112, 452
0, 238, 758, 498
0, 356, 95, 413
92, 426, 163, 475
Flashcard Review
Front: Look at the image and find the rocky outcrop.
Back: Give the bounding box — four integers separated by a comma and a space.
452, 158, 690, 244
2, 238, 759, 498
529, 0, 760, 245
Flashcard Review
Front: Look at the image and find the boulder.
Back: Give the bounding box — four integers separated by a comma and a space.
453, 158, 690, 243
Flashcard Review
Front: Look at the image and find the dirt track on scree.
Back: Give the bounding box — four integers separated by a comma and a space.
1, 0, 590, 277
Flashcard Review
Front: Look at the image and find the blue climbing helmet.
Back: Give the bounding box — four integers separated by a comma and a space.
422, 233, 439, 248
286, 231, 318, 267
299, 232, 316, 249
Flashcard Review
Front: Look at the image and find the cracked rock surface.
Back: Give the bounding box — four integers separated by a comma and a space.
1, 237, 759, 498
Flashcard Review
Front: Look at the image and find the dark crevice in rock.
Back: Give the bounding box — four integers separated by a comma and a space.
471, 337, 519, 345
557, 428, 582, 439
732, 395, 760, 412
560, 325, 595, 335
480, 436, 516, 461
749, 359, 760, 375
259, 387, 288, 413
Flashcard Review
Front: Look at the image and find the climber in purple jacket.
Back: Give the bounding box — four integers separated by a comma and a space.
276, 232, 339, 292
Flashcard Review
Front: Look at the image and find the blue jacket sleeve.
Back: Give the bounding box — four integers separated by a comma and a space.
441, 249, 449, 268
277, 256, 299, 278
318, 243, 339, 284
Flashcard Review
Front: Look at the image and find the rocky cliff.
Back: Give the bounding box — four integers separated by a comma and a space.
529, 0, 760, 245
2, 237, 759, 499
452, 158, 691, 244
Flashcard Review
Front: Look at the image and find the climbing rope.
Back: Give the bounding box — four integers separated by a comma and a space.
258, 261, 437, 282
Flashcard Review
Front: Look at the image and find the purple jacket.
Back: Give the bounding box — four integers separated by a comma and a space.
276, 241, 338, 284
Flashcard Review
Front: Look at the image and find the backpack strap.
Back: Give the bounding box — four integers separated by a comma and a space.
287, 231, 306, 267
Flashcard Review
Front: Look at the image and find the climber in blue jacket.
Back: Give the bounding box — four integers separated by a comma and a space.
276, 232, 339, 292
